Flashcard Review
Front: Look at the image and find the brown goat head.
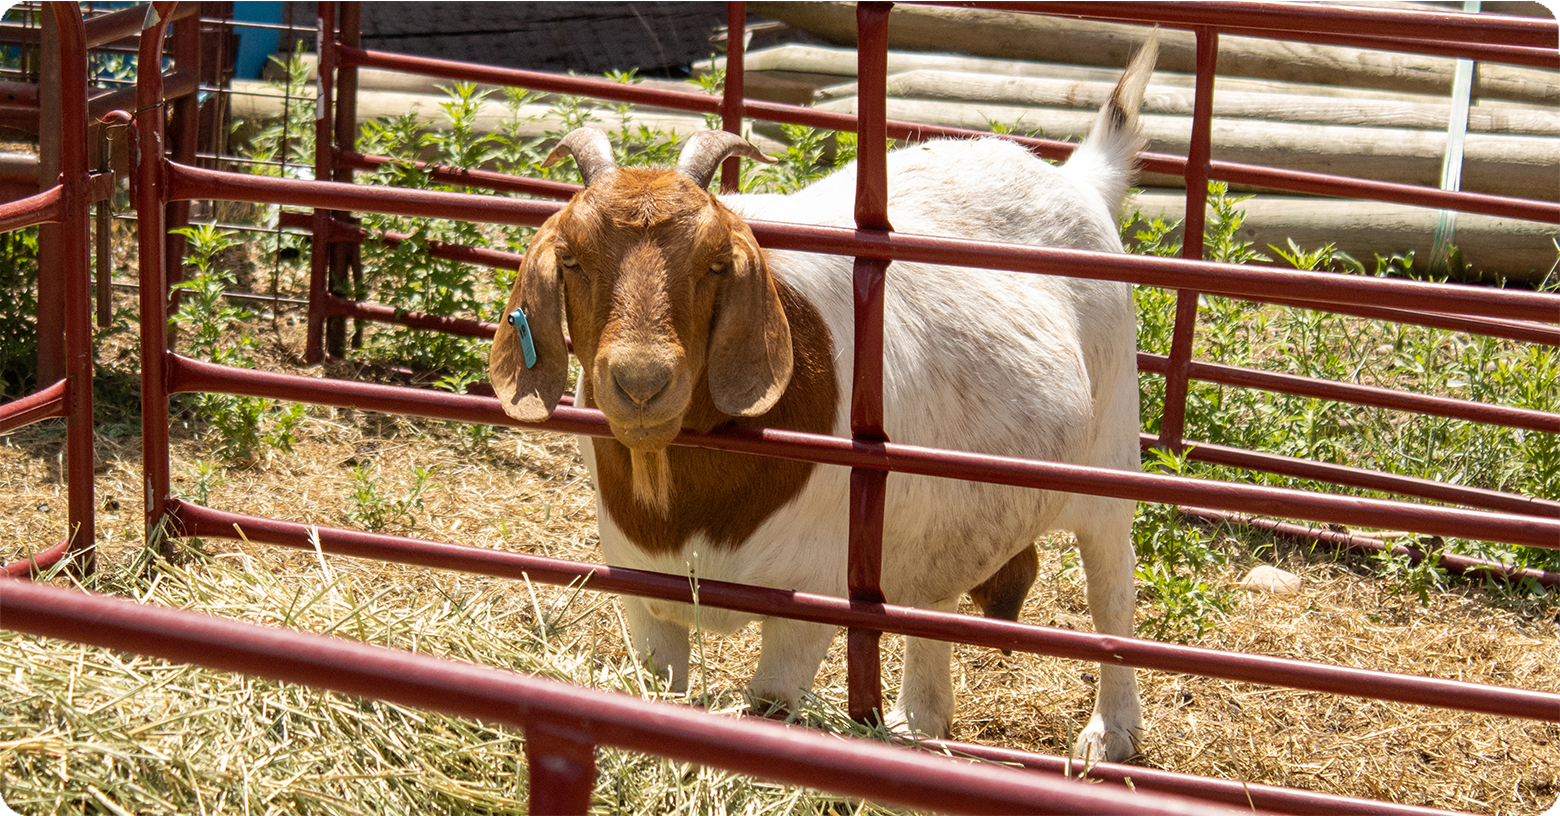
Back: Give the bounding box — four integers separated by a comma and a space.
490, 128, 788, 455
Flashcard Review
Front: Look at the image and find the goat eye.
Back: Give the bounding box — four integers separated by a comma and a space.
708, 260, 728, 274
557, 252, 579, 269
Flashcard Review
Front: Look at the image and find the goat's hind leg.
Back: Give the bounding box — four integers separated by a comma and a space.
1069, 494, 1144, 763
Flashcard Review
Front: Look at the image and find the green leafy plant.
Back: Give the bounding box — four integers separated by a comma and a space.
1132, 449, 1234, 641
1124, 183, 1560, 596
1371, 539, 1449, 607
170, 222, 306, 464
345, 463, 434, 533
0, 227, 39, 398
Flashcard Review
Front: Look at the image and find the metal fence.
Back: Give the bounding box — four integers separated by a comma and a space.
3, 1, 1558, 812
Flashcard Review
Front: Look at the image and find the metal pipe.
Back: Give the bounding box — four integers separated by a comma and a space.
0, 578, 1251, 816
136, 1, 177, 549
1158, 27, 1219, 452
52, 1, 95, 571
1178, 507, 1560, 589
938, 1, 1557, 53
337, 149, 578, 199
324, 295, 497, 340
1139, 352, 1560, 435
719, 1, 747, 194
163, 499, 1560, 723
0, 378, 68, 433
1169, 436, 1560, 520
846, 1, 895, 726
165, 355, 1560, 548
163, 163, 1560, 323
919, 738, 1473, 816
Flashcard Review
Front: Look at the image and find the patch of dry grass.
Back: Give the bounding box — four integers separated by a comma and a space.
5, 406, 1557, 814
2, 286, 1558, 813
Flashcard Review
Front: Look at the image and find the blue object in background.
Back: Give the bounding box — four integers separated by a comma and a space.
231, 1, 284, 79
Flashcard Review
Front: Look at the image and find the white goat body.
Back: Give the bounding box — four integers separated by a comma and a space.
491, 34, 1158, 761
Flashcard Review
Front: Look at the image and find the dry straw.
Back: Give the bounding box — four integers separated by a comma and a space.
3, 397, 1558, 813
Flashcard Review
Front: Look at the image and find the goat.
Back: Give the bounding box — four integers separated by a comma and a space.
490, 33, 1158, 762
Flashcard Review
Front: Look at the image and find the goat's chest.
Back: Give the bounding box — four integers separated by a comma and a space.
580, 436, 849, 590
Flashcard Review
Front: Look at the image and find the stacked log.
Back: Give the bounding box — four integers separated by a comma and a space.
747, 2, 1559, 105
226, 80, 785, 156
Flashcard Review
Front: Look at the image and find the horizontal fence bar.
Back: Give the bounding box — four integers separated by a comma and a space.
341, 46, 722, 115
166, 499, 1560, 724
1208, 160, 1559, 225
276, 209, 524, 270
1165, 435, 1560, 520
0, 579, 1238, 816
0, 185, 61, 233
921, 738, 1471, 816
324, 46, 1554, 223
166, 354, 1560, 548
948, 1, 1558, 52
743, 223, 1560, 324
2, 538, 70, 578
1136, 352, 1560, 434
168, 162, 558, 226
324, 294, 498, 339
1179, 507, 1560, 590
0, 378, 68, 434
167, 162, 1560, 324
1237, 295, 1560, 348
338, 150, 579, 200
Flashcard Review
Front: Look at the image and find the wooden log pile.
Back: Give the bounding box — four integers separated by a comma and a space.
708, 4, 1560, 281
231, 3, 1557, 279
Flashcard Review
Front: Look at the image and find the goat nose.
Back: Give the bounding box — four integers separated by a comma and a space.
611, 361, 673, 406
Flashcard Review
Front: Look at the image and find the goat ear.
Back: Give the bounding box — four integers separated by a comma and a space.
707, 231, 792, 417
490, 216, 570, 422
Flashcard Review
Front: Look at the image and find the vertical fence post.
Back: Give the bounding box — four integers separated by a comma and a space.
1156, 26, 1218, 452
138, 2, 175, 551
307, 2, 338, 363
719, 1, 746, 195
847, 0, 894, 727
52, 3, 94, 572
35, 8, 63, 386
333, 2, 363, 350
524, 718, 597, 815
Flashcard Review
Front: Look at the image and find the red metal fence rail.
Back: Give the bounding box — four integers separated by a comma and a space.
0, 3, 98, 577
2, 0, 1555, 812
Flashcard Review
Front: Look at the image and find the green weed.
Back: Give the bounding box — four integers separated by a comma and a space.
344, 463, 434, 533
170, 223, 307, 464
1124, 183, 1560, 603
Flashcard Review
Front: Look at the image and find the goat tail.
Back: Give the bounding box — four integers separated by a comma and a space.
1063, 29, 1159, 216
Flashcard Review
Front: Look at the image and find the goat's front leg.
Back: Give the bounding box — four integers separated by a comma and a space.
623, 595, 692, 693
747, 616, 835, 714
891, 596, 958, 737
1072, 497, 1144, 763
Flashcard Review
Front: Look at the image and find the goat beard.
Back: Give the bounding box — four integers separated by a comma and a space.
629, 448, 672, 514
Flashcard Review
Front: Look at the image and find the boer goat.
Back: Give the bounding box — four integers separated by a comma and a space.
491, 34, 1158, 761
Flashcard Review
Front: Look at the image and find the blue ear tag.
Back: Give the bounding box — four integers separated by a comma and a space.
507, 307, 538, 369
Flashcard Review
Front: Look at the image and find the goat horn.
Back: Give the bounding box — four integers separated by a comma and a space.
676, 130, 778, 190
543, 128, 617, 187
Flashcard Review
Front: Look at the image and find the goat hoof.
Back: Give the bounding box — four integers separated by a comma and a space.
1072, 719, 1141, 765
885, 708, 950, 740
